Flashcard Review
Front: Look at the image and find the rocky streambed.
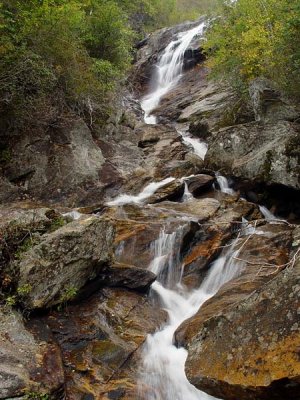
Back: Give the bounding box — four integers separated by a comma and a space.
0, 18, 300, 400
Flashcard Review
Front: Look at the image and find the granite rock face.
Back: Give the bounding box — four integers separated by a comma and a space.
205, 121, 300, 190
16, 216, 115, 309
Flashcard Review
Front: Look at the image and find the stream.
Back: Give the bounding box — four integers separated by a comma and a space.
103, 19, 286, 400
121, 21, 239, 400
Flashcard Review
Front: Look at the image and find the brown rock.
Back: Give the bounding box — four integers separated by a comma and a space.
175, 223, 298, 400
185, 174, 215, 196
44, 287, 167, 400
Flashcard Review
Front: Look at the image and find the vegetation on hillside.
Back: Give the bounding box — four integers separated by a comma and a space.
204, 0, 300, 98
0, 0, 217, 137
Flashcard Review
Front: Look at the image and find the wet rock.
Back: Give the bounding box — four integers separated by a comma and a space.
154, 198, 220, 221
180, 198, 260, 287
16, 216, 115, 309
147, 179, 185, 203
184, 174, 215, 196
205, 121, 300, 190
0, 308, 64, 398
101, 263, 156, 292
43, 287, 167, 399
176, 223, 299, 400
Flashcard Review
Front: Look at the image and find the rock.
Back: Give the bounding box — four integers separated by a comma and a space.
155, 159, 200, 179
154, 198, 220, 221
205, 121, 300, 190
175, 223, 298, 400
2, 119, 107, 204
249, 77, 300, 122
100, 262, 156, 292
147, 179, 185, 203
43, 287, 167, 399
178, 84, 231, 123
0, 308, 64, 398
184, 174, 215, 196
16, 216, 115, 309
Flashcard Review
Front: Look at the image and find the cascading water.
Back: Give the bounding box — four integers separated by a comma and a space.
107, 177, 175, 206
177, 125, 208, 160
138, 228, 245, 400
215, 174, 235, 195
141, 22, 206, 124
259, 205, 279, 222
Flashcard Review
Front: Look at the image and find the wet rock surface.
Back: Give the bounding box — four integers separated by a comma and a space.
174, 222, 300, 399
42, 287, 167, 400
0, 18, 300, 400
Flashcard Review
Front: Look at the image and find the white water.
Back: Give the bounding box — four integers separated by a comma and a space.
215, 174, 235, 195
107, 177, 175, 206
138, 229, 245, 400
141, 22, 206, 124
259, 205, 279, 222
177, 126, 208, 160
182, 181, 194, 202
182, 134, 208, 160
62, 210, 82, 220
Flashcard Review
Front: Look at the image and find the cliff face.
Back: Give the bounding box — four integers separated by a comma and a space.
0, 19, 299, 400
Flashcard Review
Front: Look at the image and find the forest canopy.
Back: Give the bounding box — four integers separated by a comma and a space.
204, 0, 300, 98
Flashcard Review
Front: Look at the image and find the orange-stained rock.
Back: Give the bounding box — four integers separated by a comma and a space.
175, 223, 299, 400
44, 287, 167, 400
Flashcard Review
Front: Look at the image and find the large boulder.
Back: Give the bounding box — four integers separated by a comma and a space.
176, 223, 299, 400
2, 120, 107, 204
0, 308, 64, 398
43, 287, 167, 399
249, 77, 300, 122
15, 216, 115, 309
205, 121, 300, 190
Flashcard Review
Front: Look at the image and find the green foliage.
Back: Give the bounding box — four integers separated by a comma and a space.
0, 0, 135, 134
60, 286, 78, 302
49, 216, 65, 232
14, 237, 36, 259
203, 0, 300, 97
24, 391, 50, 400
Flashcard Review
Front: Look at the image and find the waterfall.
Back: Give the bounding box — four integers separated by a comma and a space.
106, 177, 175, 206
177, 125, 208, 160
259, 205, 279, 222
215, 174, 235, 195
138, 229, 245, 400
141, 22, 206, 124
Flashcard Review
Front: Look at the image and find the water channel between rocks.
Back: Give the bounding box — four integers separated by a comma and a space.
116, 21, 240, 400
